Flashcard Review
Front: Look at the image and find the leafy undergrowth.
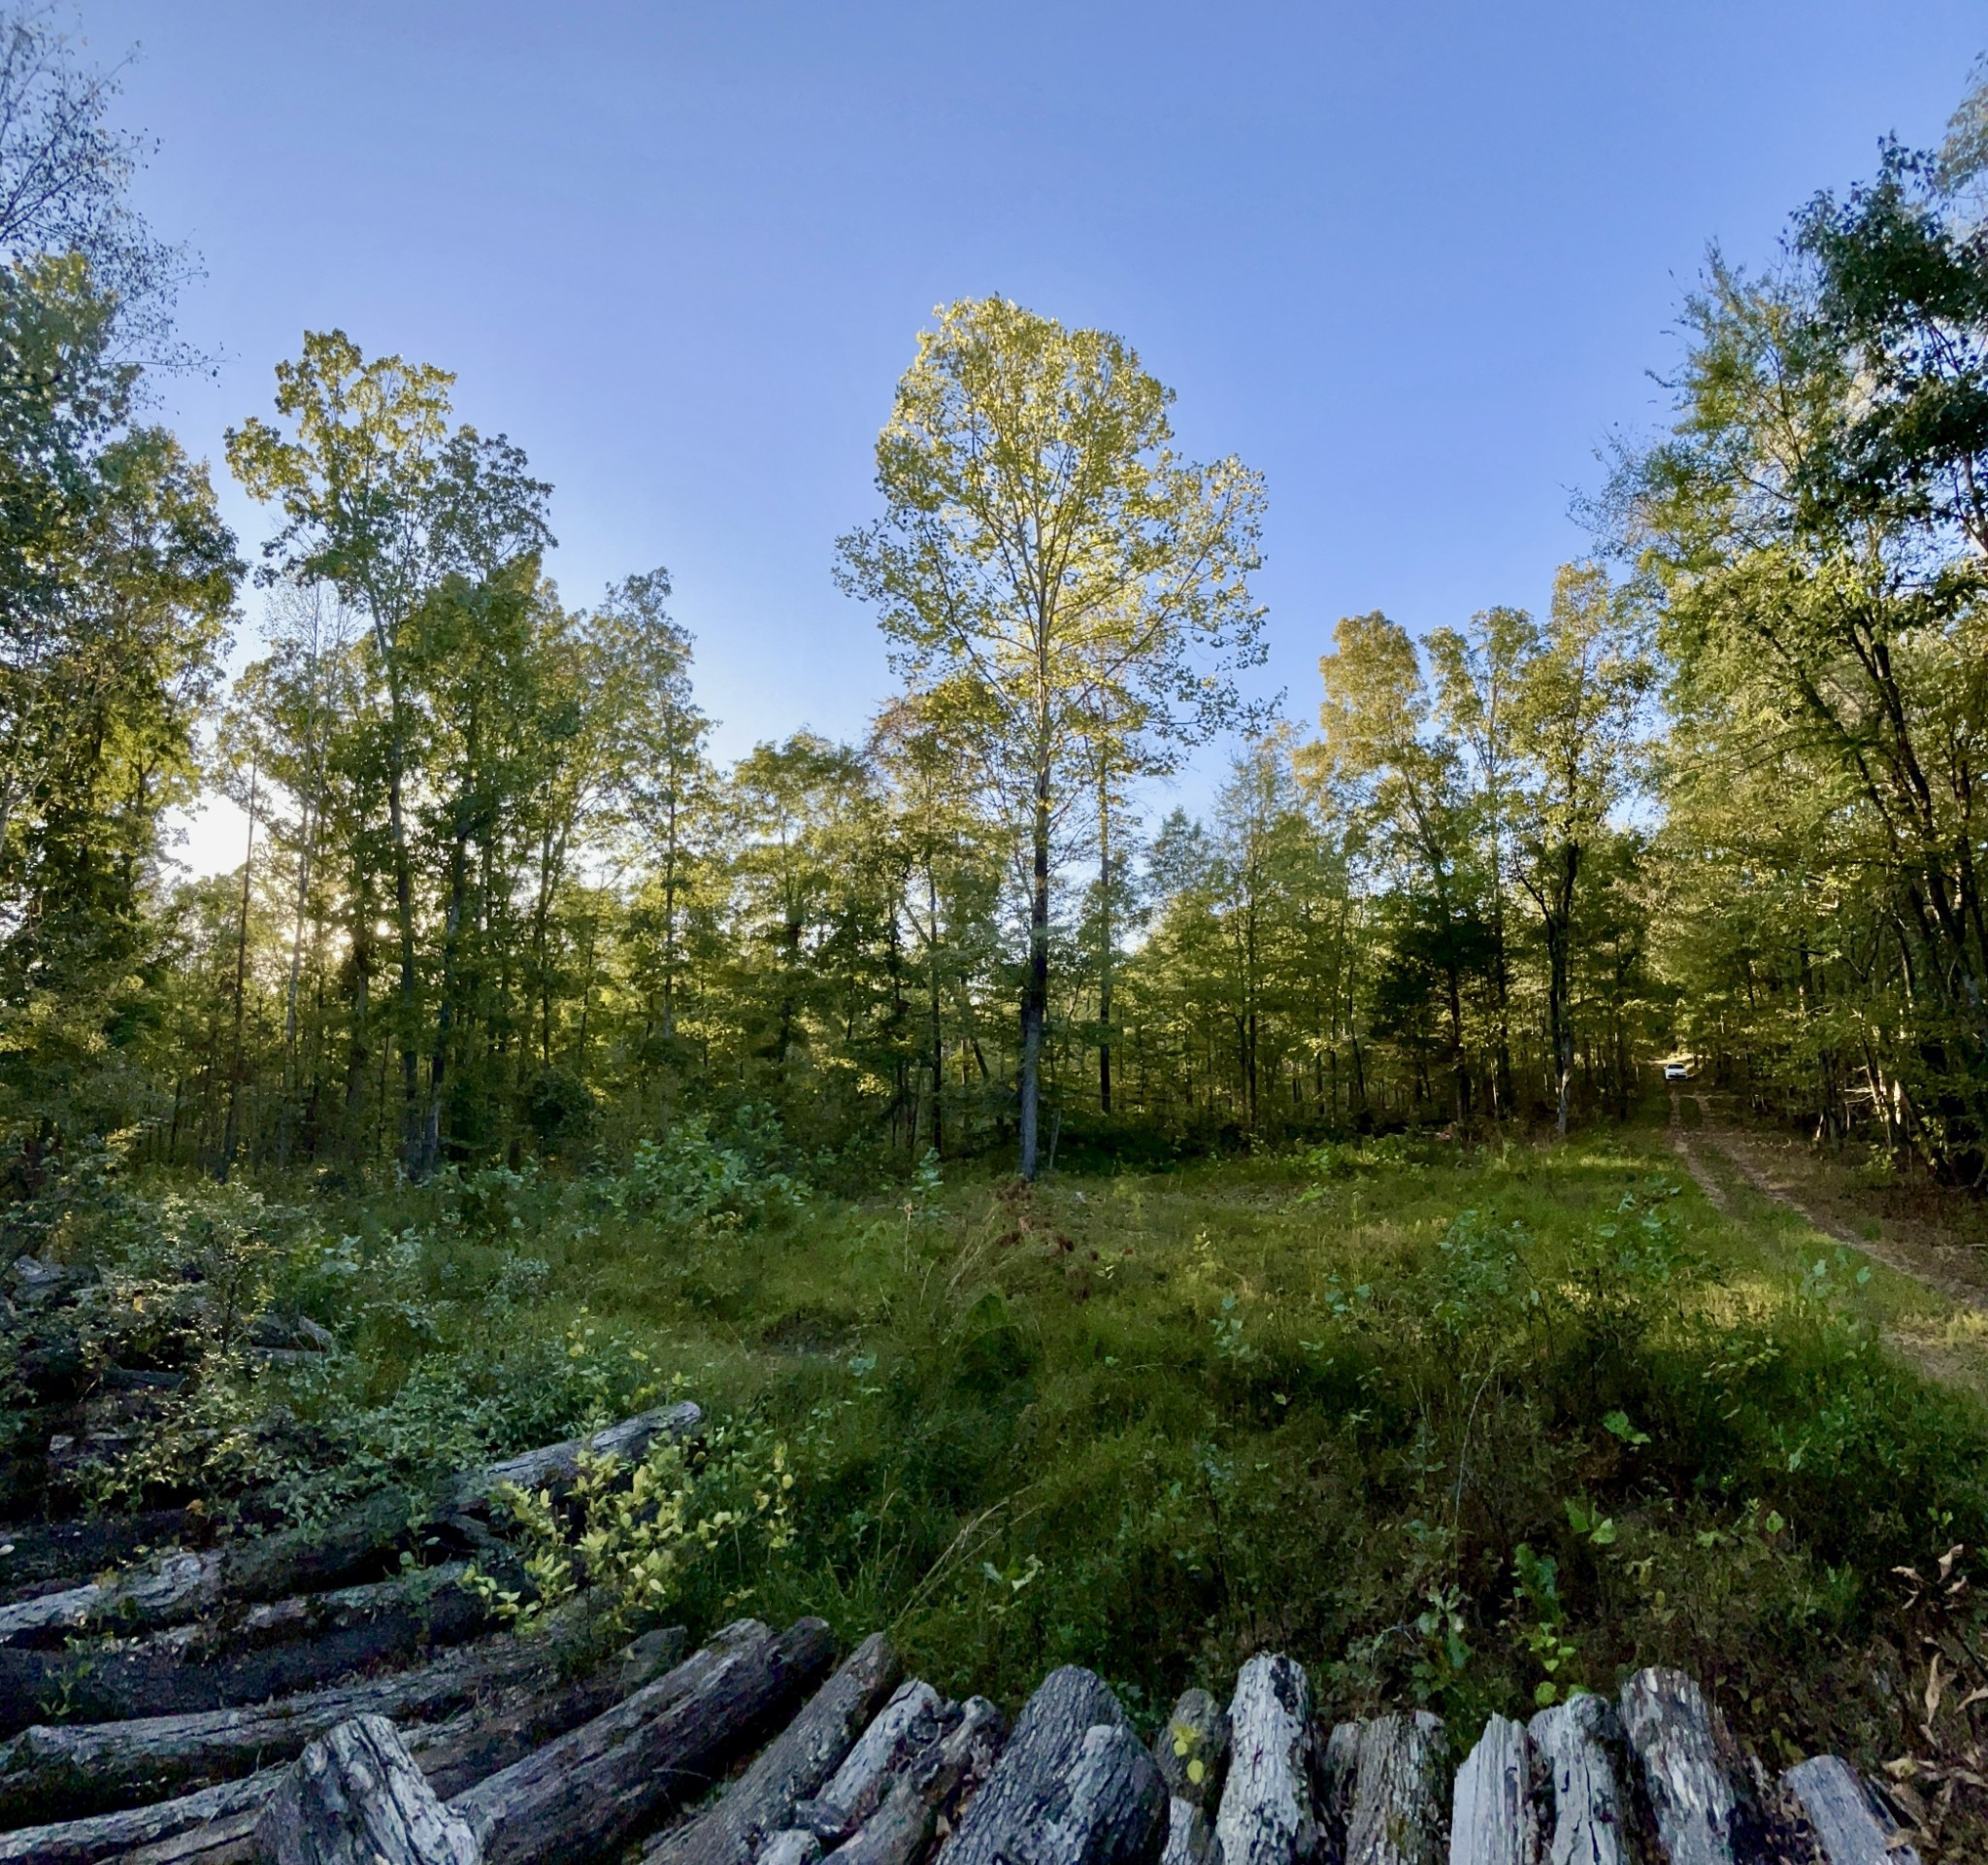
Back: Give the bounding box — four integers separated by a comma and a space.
10, 1119, 1988, 1850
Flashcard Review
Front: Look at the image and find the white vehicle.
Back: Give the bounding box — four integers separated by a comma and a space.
1663, 1060, 1694, 1082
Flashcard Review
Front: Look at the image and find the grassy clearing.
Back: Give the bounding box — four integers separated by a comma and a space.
17, 1115, 1988, 1805
539, 1115, 1988, 1773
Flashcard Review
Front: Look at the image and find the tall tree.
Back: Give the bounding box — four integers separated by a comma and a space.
837, 296, 1266, 1178
1508, 565, 1648, 1136
226, 332, 551, 1173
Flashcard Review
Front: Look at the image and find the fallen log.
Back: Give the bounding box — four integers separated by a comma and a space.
414, 1624, 688, 1800
1209, 1653, 1318, 1865
1526, 1694, 1628, 1865
1447, 1715, 1541, 1865
1317, 1721, 1361, 1865
824, 1695, 1004, 1865
0, 1403, 700, 1650
1151, 1689, 1228, 1813
796, 1680, 947, 1840
0, 1509, 194, 1600
0, 1767, 283, 1865
646, 1630, 903, 1865
0, 1564, 486, 1735
0, 1618, 598, 1821
256, 1715, 480, 1865
451, 1615, 834, 1865
1780, 1755, 1921, 1865
1616, 1669, 1764, 1865
440, 1404, 700, 1519
1342, 1714, 1445, 1865
934, 1666, 1165, 1865
0, 1626, 688, 1864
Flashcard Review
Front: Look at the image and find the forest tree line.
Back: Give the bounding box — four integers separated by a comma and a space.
5, 13, 1988, 1185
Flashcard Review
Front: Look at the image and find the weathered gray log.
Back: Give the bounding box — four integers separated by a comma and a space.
1525, 1696, 1627, 1865
440, 1403, 702, 1519
1160, 1799, 1212, 1865
646, 1632, 904, 1865
1447, 1715, 1541, 1865
801, 1680, 947, 1838
450, 1615, 834, 1865
0, 1627, 688, 1865
414, 1624, 689, 1800
1781, 1755, 1921, 1865
1343, 1715, 1446, 1865
0, 1767, 284, 1865
1210, 1653, 1318, 1865
0, 1620, 686, 1822
827, 1698, 1006, 1865
934, 1666, 1165, 1865
255, 1715, 480, 1865
1318, 1722, 1362, 1865
0, 1564, 486, 1735
0, 1547, 220, 1646
1152, 1689, 1230, 1811
1616, 1669, 1762, 1865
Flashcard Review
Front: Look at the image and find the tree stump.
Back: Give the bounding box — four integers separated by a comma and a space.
254, 1715, 480, 1865
1153, 1689, 1231, 1811
1211, 1654, 1319, 1865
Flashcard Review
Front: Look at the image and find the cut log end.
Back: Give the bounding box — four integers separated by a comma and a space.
256, 1715, 480, 1865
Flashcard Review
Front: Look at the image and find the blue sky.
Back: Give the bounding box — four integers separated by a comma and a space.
87, 0, 1979, 870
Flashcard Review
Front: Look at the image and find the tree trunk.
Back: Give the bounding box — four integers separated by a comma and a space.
1343, 1714, 1446, 1865
1018, 762, 1050, 1182
0, 1628, 608, 1822
451, 1616, 833, 1865
799, 1680, 946, 1840
1446, 1714, 1542, 1865
823, 1696, 1005, 1865
1209, 1654, 1318, 1865
1781, 1754, 1922, 1865
1527, 1694, 1629, 1865
645, 1633, 904, 1865
936, 1665, 1164, 1865
0, 1765, 283, 1865
1097, 766, 1113, 1117
1616, 1668, 1766, 1865
257, 1714, 480, 1865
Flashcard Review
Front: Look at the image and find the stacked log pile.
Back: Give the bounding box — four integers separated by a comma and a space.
0, 1398, 1938, 1862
